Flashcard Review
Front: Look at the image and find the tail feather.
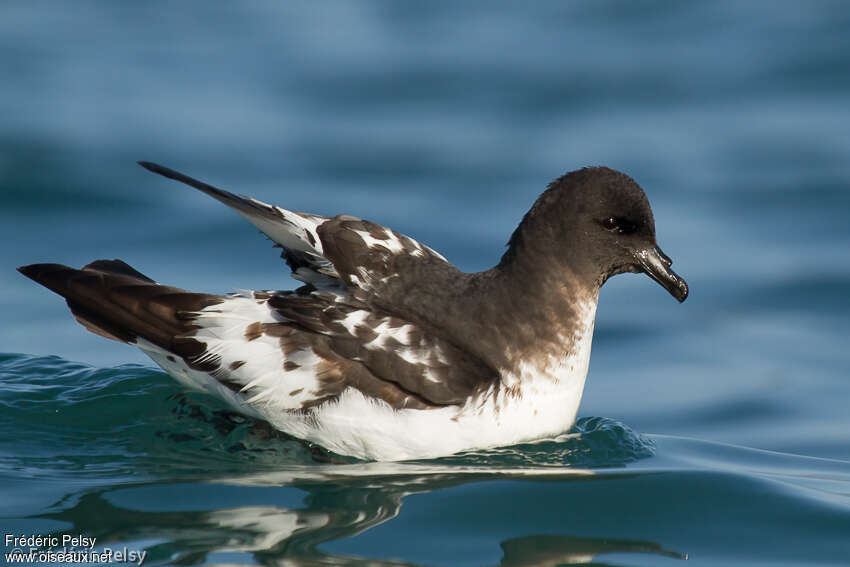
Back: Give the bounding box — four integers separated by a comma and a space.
17, 260, 222, 361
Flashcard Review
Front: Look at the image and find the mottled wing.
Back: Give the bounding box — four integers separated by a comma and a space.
183, 291, 497, 411
317, 215, 454, 305
268, 292, 497, 405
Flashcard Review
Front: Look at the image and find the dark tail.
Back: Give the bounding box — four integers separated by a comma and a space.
18, 260, 221, 360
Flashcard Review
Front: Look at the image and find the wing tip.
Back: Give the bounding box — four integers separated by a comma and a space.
137, 160, 181, 180
17, 263, 36, 279
136, 160, 236, 202
17, 263, 71, 284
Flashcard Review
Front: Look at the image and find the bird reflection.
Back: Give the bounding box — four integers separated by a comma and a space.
39, 466, 685, 566
498, 534, 686, 566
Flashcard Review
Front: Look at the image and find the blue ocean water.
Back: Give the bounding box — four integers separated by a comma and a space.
1, 1, 849, 565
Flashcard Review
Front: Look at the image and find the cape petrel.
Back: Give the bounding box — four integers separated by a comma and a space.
19, 162, 687, 461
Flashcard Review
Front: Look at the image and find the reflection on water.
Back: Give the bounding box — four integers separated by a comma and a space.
498, 535, 685, 566
41, 471, 685, 566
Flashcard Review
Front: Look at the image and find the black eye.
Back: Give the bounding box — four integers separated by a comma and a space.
601, 216, 637, 234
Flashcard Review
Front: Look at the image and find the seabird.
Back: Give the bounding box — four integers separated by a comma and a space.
19, 162, 687, 461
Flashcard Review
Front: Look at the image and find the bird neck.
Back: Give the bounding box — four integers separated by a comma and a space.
436, 258, 600, 378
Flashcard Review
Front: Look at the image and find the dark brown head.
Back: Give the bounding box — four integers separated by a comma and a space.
502, 166, 688, 302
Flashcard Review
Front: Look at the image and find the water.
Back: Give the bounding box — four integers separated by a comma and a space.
1, 1, 849, 565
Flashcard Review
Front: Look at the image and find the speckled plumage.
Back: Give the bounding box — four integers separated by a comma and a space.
19, 162, 687, 461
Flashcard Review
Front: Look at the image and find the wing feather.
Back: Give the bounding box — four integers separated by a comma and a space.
138, 163, 454, 300
184, 292, 497, 411
317, 216, 454, 303
138, 161, 338, 285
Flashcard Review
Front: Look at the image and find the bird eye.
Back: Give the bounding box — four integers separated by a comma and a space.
601, 216, 637, 234
602, 217, 619, 230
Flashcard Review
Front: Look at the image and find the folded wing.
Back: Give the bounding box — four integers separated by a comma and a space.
138, 163, 455, 303
138, 161, 338, 287
186, 290, 497, 411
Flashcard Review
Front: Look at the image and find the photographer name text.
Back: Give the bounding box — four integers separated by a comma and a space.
4, 534, 146, 565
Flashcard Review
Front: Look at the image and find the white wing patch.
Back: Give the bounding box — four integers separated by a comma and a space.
239, 199, 327, 258
193, 296, 326, 411
234, 202, 340, 284
338, 309, 370, 334
351, 226, 445, 261
137, 295, 333, 413
352, 228, 407, 254
344, 310, 449, 376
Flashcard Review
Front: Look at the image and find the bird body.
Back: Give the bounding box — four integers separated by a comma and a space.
19, 163, 687, 461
